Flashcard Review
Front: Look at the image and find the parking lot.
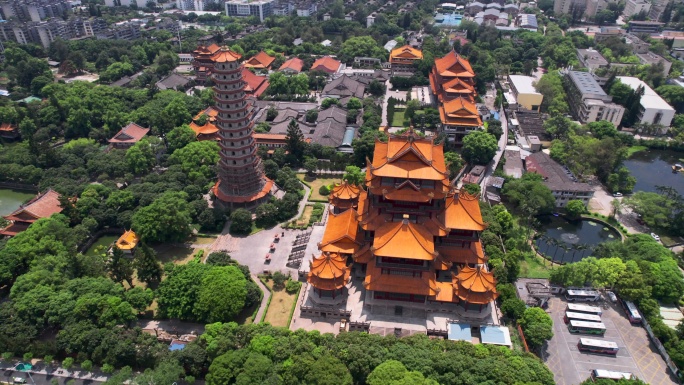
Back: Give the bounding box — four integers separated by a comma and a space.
542, 296, 679, 385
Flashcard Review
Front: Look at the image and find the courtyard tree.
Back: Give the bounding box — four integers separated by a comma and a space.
132, 243, 162, 287
565, 199, 586, 219
166, 124, 197, 153
462, 131, 498, 165
518, 307, 553, 349
285, 119, 306, 159
444, 151, 465, 179
343, 165, 365, 185
229, 208, 253, 234
132, 191, 193, 243
193, 266, 248, 322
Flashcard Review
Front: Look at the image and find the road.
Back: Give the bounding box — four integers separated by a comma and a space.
479, 105, 509, 196
2, 367, 104, 385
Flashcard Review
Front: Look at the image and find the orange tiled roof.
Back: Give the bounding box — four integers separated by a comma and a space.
439, 98, 483, 127
241, 68, 269, 97
279, 57, 304, 72
109, 122, 149, 144
0, 123, 17, 132
364, 259, 438, 295
116, 229, 139, 250
3, 189, 62, 222
311, 56, 341, 74
369, 132, 448, 181
193, 107, 218, 122
211, 47, 242, 63
373, 220, 436, 261
437, 240, 486, 265
442, 77, 476, 95
455, 266, 498, 304
193, 43, 221, 55
434, 51, 475, 78
307, 252, 351, 291
443, 191, 486, 231
389, 45, 423, 63
213, 178, 273, 204
330, 181, 362, 201
189, 121, 219, 136
319, 208, 362, 254
244, 51, 276, 69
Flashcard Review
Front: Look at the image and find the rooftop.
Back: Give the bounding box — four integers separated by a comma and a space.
509, 75, 540, 95
568, 70, 607, 97
616, 76, 675, 111
577, 48, 608, 67
525, 152, 593, 192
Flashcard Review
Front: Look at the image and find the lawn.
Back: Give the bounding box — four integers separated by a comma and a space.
153, 244, 203, 265
297, 174, 341, 201
296, 205, 314, 226
263, 280, 298, 327
626, 145, 647, 157
519, 252, 552, 279
391, 109, 406, 127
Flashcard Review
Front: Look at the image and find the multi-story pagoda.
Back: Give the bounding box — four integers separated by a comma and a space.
304, 130, 497, 317
429, 51, 483, 143
192, 44, 221, 83
210, 47, 272, 208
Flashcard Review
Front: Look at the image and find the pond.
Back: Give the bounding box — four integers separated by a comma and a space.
84, 235, 117, 256
623, 149, 684, 195
534, 216, 621, 264
0, 188, 36, 216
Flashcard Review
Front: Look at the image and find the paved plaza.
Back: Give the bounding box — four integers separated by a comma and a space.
543, 296, 678, 385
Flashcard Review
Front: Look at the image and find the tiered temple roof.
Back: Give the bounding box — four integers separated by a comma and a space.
429, 50, 476, 102
309, 131, 497, 306
389, 45, 424, 64
1, 189, 63, 236
307, 252, 351, 291
329, 182, 362, 211
438, 97, 482, 128
116, 229, 139, 251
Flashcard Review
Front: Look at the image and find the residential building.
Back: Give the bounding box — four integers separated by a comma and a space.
624, 33, 650, 54
253, 133, 287, 154
354, 56, 382, 68
176, 0, 205, 11
564, 70, 625, 126
311, 56, 341, 74
295, 1, 316, 16
616, 76, 675, 132
0, 189, 62, 237
507, 75, 543, 112
628, 20, 663, 34
554, 0, 586, 15
649, 0, 669, 21
225, 0, 275, 22
366, 13, 375, 27
243, 51, 275, 70
585, 0, 609, 18
624, 0, 651, 16
303, 130, 498, 317
503, 149, 523, 178
504, 3, 519, 15
279, 57, 304, 74
525, 152, 594, 208
515, 13, 538, 31
594, 26, 625, 42
467, 1, 485, 14
104, 0, 153, 7
577, 48, 609, 71
0, 0, 69, 22
389, 45, 423, 77
155, 73, 192, 91
115, 229, 139, 255
636, 52, 671, 76
109, 122, 150, 149
210, 47, 273, 208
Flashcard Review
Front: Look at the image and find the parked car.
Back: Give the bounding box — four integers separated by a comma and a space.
613, 192, 623, 197
13, 377, 26, 384
651, 233, 660, 241
606, 291, 618, 303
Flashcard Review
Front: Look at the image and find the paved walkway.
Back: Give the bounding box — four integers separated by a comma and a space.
251, 274, 271, 323
479, 105, 509, 195
1, 362, 108, 384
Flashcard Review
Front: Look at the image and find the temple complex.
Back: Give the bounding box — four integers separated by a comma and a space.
115, 229, 140, 255
303, 131, 497, 324
191, 44, 221, 83
210, 47, 273, 208
389, 45, 423, 77
429, 51, 482, 143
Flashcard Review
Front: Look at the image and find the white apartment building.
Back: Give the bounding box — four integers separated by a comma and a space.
564, 70, 625, 126
617, 76, 675, 133
225, 0, 275, 22
104, 0, 154, 7
176, 0, 204, 11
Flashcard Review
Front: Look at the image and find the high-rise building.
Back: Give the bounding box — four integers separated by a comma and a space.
225, 0, 275, 22
0, 0, 69, 22
303, 131, 498, 318
210, 46, 272, 207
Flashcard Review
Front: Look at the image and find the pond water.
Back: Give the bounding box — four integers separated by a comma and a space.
534, 216, 621, 264
84, 235, 117, 256
623, 150, 684, 195
0, 188, 36, 216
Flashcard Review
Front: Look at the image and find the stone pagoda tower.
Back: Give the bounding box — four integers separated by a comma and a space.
210, 47, 272, 208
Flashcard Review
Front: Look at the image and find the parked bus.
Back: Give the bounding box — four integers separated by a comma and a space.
564, 311, 602, 324
578, 338, 619, 356
590, 369, 637, 381
565, 289, 601, 302
621, 300, 642, 324
568, 320, 607, 336
566, 303, 603, 316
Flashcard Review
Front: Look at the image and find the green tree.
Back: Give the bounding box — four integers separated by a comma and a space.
565, 200, 586, 219
518, 307, 554, 348
125, 138, 156, 175
166, 124, 197, 153
342, 165, 365, 185
132, 191, 193, 243
81, 360, 93, 372
444, 151, 464, 179
132, 244, 162, 287
502, 173, 556, 216
346, 97, 362, 110
62, 357, 74, 370
169, 140, 220, 181
367, 360, 437, 385
544, 115, 578, 140
304, 158, 318, 176
501, 298, 527, 320
194, 266, 248, 322
463, 183, 481, 195
285, 119, 306, 159
339, 36, 387, 63
305, 109, 318, 123
107, 246, 134, 287
462, 131, 498, 165
230, 208, 253, 234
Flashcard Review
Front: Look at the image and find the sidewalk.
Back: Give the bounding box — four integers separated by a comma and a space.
252, 274, 271, 323
0, 361, 109, 383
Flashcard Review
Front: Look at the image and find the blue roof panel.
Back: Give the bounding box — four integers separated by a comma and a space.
448, 323, 471, 342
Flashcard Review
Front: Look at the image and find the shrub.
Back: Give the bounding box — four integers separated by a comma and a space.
285, 279, 301, 294
23, 352, 33, 362
186, 375, 196, 384
272, 271, 288, 290
62, 357, 74, 369
319, 185, 330, 196
102, 363, 114, 374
